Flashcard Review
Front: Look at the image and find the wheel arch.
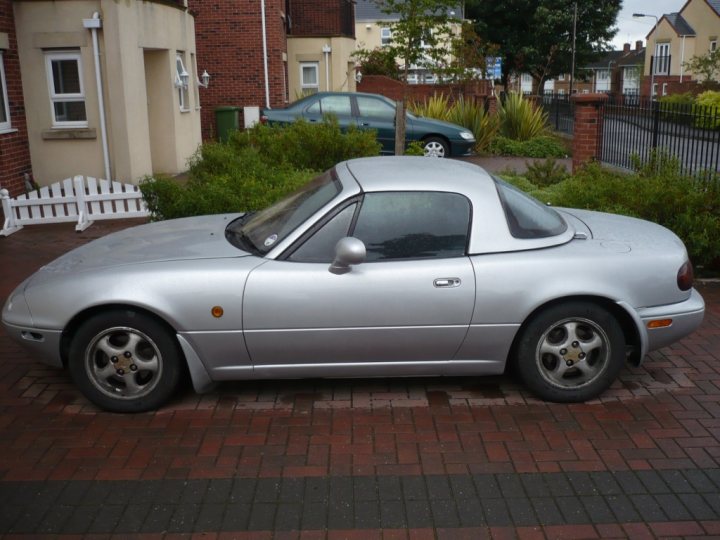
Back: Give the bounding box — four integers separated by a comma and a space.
421, 134, 451, 149
60, 303, 183, 368
508, 295, 643, 367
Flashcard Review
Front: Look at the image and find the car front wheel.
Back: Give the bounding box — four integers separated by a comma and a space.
422, 137, 449, 158
68, 310, 184, 413
514, 302, 625, 402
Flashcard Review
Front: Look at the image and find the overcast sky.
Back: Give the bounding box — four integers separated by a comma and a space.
611, 0, 685, 49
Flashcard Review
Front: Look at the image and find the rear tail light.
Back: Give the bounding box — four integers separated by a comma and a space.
260, 115, 268, 125
677, 260, 694, 291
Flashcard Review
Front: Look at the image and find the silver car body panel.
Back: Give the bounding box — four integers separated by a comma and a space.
1, 157, 705, 394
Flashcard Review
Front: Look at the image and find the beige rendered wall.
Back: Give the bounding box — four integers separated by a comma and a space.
287, 37, 357, 101
14, 1, 104, 186
14, 0, 201, 186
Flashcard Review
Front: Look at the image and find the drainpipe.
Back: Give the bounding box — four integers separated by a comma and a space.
322, 44, 331, 91
83, 13, 111, 182
261, 0, 270, 109
680, 35, 686, 83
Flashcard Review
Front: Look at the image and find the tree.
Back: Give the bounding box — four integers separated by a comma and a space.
374, 0, 460, 82
468, 0, 620, 93
442, 21, 500, 83
683, 49, 720, 86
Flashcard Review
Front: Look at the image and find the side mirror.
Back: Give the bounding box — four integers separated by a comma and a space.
329, 237, 366, 275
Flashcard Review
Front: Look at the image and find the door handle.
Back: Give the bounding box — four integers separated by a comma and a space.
434, 278, 461, 288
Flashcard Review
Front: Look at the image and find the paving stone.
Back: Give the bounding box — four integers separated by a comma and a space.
180, 479, 209, 504
505, 497, 536, 526
193, 503, 226, 532
566, 472, 598, 496
591, 471, 623, 496
678, 493, 718, 521
221, 503, 251, 531
456, 497, 485, 527
229, 478, 257, 504
497, 474, 525, 498
683, 469, 717, 493
9, 505, 48, 534
248, 502, 276, 530
327, 498, 353, 529
304, 477, 329, 503
530, 498, 565, 526
63, 505, 100, 534
654, 493, 693, 521
301, 501, 328, 530
473, 474, 500, 498
555, 496, 590, 524
205, 478, 233, 504
353, 476, 378, 501
254, 478, 281, 503
426, 475, 453, 499
274, 502, 302, 530
380, 499, 407, 528
605, 494, 642, 523
137, 503, 174, 534
402, 476, 429, 500
520, 473, 551, 498
354, 500, 381, 528
658, 470, 693, 494
36, 504, 72, 534
482, 498, 513, 526
279, 477, 305, 503
429, 499, 460, 527
632, 494, 667, 522
117, 503, 150, 534
612, 471, 646, 495
636, 470, 670, 494
405, 499, 433, 527
546, 474, 574, 497
378, 475, 402, 500
449, 475, 477, 499
58, 480, 92, 505
580, 495, 615, 524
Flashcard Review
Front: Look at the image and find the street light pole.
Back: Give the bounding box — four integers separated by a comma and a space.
570, 2, 577, 96
633, 13, 659, 100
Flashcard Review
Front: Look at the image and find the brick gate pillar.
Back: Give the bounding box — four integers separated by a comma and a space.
571, 93, 608, 173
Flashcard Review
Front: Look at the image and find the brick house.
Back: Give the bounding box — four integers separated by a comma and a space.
189, 0, 356, 141
641, 0, 720, 97
0, 0, 31, 196
1, 0, 201, 198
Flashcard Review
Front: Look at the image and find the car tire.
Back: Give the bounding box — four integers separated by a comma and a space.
514, 302, 625, 402
422, 137, 449, 158
68, 309, 184, 413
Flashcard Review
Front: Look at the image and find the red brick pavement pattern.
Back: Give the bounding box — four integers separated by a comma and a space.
1, 222, 719, 483
2, 522, 720, 538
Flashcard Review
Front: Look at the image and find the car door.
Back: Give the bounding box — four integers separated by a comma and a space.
242, 191, 476, 376
354, 95, 398, 153
302, 94, 354, 130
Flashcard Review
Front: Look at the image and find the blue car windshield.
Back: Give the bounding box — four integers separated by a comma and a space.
227, 169, 341, 255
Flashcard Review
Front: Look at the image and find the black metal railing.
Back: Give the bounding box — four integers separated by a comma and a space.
541, 93, 574, 135
600, 97, 720, 177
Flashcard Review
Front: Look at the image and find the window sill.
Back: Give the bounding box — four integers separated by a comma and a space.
0, 128, 18, 135
42, 128, 96, 140
180, 108, 191, 113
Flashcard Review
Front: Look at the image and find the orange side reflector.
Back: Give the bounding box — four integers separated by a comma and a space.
647, 319, 672, 329
211, 306, 224, 318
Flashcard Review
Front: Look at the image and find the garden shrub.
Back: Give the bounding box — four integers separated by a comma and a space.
497, 92, 548, 141
524, 158, 569, 186
404, 141, 425, 156
694, 90, 720, 129
489, 135, 567, 158
141, 118, 381, 221
229, 117, 381, 171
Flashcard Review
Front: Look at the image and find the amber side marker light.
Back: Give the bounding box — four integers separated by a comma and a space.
211, 306, 224, 318
647, 319, 673, 329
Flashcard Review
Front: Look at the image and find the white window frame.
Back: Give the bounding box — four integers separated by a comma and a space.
662, 82, 668, 96
0, 52, 11, 132
558, 73, 565, 81
300, 62, 319, 94
380, 27, 392, 46
176, 53, 190, 112
652, 83, 658, 97
654, 43, 670, 75
45, 51, 87, 128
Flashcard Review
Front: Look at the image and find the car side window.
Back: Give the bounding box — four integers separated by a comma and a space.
356, 96, 395, 120
351, 192, 470, 261
287, 204, 357, 263
319, 95, 352, 116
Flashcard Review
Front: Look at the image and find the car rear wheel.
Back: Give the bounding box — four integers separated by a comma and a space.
68, 310, 184, 413
514, 302, 625, 402
422, 137, 449, 158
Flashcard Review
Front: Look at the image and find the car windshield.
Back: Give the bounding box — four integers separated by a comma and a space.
493, 177, 567, 239
226, 169, 341, 255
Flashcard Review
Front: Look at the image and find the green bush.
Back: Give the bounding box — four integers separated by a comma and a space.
405, 141, 425, 156
228, 117, 381, 171
497, 92, 548, 141
694, 90, 720, 129
524, 158, 569, 186
502, 156, 720, 267
659, 92, 695, 108
141, 118, 381, 221
489, 135, 567, 158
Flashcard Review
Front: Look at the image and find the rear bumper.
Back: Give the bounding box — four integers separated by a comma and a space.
637, 288, 705, 353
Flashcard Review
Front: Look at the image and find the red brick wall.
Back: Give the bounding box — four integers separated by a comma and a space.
640, 75, 702, 98
571, 93, 608, 173
358, 75, 492, 103
0, 0, 31, 197
189, 0, 288, 140
288, 0, 354, 38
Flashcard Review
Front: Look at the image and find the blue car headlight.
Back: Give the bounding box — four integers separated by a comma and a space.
459, 131, 475, 141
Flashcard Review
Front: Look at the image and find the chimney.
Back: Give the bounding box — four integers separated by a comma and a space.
636, 40, 643, 50
623, 43, 631, 52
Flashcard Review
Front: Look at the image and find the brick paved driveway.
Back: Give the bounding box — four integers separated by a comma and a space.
1, 221, 719, 539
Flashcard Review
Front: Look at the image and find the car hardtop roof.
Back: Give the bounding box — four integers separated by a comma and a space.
343, 156, 495, 193
296, 91, 396, 103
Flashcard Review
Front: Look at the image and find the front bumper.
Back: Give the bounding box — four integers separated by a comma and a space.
451, 139, 476, 157
2, 321, 64, 367
637, 288, 705, 354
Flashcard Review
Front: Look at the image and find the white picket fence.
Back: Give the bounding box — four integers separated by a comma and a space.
1, 176, 149, 236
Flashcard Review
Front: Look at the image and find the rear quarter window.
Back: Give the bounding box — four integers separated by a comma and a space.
493, 177, 567, 239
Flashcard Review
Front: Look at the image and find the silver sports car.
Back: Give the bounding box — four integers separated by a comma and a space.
2, 157, 705, 412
